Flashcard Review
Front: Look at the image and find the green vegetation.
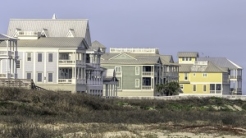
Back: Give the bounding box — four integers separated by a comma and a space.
155, 81, 181, 96
0, 87, 246, 137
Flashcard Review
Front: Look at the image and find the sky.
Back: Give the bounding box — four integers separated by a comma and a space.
1, 0, 245, 93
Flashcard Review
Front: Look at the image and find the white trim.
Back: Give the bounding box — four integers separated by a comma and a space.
135, 79, 140, 88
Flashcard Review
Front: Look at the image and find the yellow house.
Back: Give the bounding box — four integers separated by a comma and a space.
178, 52, 230, 95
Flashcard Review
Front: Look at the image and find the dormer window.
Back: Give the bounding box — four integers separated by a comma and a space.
67, 29, 75, 37
41, 29, 48, 37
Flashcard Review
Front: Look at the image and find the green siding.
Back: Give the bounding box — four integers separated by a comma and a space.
122, 66, 142, 90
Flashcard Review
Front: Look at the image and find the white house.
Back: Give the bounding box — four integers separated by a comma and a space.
0, 16, 109, 94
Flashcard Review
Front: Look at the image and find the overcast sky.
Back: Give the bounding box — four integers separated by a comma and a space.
1, 0, 245, 93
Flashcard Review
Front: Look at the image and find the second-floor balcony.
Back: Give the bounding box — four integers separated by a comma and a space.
142, 72, 154, 76
59, 60, 85, 66
229, 75, 242, 79
0, 51, 18, 59
58, 78, 86, 84
0, 73, 17, 79
142, 85, 152, 89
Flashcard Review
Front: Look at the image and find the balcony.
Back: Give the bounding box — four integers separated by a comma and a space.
0, 73, 17, 79
59, 60, 85, 66
229, 75, 242, 79
0, 51, 18, 59
58, 79, 86, 84
142, 72, 154, 76
142, 85, 152, 89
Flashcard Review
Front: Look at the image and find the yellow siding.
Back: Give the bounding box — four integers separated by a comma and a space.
178, 57, 196, 64
179, 72, 223, 94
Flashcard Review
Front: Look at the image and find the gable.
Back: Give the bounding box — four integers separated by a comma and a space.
109, 53, 137, 60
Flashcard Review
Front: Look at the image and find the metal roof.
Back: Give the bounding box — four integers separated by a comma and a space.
92, 40, 106, 48
7, 19, 91, 46
198, 57, 242, 69
0, 34, 17, 41
0, 37, 85, 48
178, 52, 199, 58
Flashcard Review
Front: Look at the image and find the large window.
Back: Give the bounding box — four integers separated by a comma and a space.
115, 66, 121, 73
27, 53, 32, 61
37, 73, 42, 82
48, 53, 53, 62
48, 73, 53, 82
193, 85, 196, 92
135, 66, 140, 75
210, 84, 215, 93
135, 79, 140, 88
26, 72, 32, 79
38, 53, 42, 62
203, 85, 206, 92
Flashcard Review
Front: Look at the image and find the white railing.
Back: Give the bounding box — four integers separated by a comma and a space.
0, 51, 15, 57
59, 60, 85, 65
142, 72, 154, 76
58, 79, 72, 84
0, 73, 16, 79
117, 95, 246, 101
110, 48, 158, 54
142, 86, 152, 89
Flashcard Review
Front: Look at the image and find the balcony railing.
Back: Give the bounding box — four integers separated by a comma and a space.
142, 85, 152, 89
142, 72, 154, 76
59, 60, 85, 66
230, 75, 242, 79
0, 73, 17, 79
58, 79, 72, 84
0, 51, 17, 58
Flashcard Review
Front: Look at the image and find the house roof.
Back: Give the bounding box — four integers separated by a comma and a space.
101, 52, 161, 65
92, 40, 106, 49
0, 34, 17, 41
179, 61, 227, 73
0, 37, 85, 48
7, 19, 91, 46
178, 52, 199, 58
198, 57, 242, 69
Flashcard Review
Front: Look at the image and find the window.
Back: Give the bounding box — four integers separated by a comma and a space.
135, 66, 140, 75
48, 53, 53, 62
115, 66, 121, 72
193, 73, 196, 76
182, 57, 185, 61
193, 85, 196, 91
135, 79, 140, 88
203, 85, 206, 92
48, 73, 53, 82
210, 84, 215, 93
184, 73, 188, 80
27, 53, 32, 61
180, 84, 184, 90
26, 73, 31, 79
38, 53, 42, 62
203, 73, 207, 77
37, 73, 42, 82
16, 60, 20, 68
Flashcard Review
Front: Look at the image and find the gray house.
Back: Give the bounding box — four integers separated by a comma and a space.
101, 47, 179, 97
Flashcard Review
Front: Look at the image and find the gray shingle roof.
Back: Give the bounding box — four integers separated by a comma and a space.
178, 52, 199, 58
101, 52, 161, 65
92, 40, 106, 48
179, 61, 227, 73
7, 19, 91, 46
0, 37, 85, 48
198, 57, 242, 69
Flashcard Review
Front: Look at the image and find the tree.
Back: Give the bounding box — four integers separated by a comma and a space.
155, 81, 181, 96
